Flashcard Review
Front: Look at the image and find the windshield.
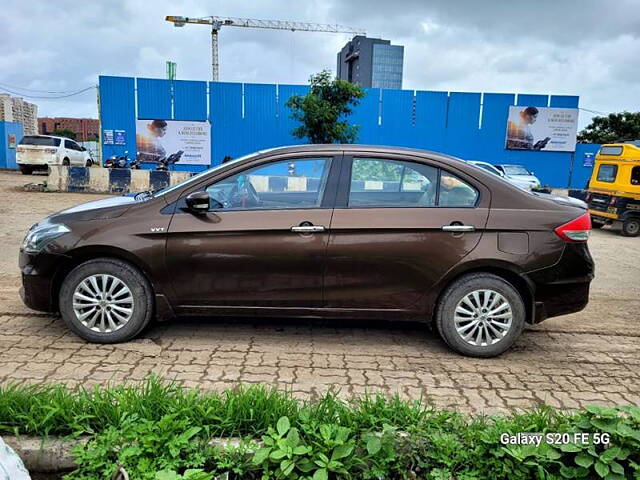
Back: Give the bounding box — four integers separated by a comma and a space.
503, 165, 531, 175
475, 163, 501, 176
19, 136, 61, 147
152, 151, 264, 197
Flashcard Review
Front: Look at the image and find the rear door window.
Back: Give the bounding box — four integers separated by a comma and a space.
349, 158, 439, 207
347, 158, 479, 208
439, 172, 479, 207
597, 164, 618, 183
19, 136, 60, 147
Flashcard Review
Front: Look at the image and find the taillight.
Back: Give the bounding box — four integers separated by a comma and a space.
554, 212, 591, 242
45, 148, 57, 154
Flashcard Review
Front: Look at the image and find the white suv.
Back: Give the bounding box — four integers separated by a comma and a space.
16, 135, 92, 174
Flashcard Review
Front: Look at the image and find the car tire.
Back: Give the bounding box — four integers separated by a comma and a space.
622, 217, 640, 237
19, 165, 33, 175
59, 258, 154, 343
435, 273, 526, 358
62, 158, 70, 166
85, 159, 92, 167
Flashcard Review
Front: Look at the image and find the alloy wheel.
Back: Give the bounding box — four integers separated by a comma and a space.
72, 274, 134, 333
453, 289, 513, 346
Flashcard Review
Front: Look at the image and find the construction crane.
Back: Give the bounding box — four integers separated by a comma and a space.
166, 15, 365, 82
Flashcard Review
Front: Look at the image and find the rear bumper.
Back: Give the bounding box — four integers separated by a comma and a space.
18, 163, 49, 171
527, 243, 594, 323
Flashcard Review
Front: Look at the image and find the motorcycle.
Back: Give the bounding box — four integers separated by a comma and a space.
104, 151, 141, 169
155, 150, 184, 171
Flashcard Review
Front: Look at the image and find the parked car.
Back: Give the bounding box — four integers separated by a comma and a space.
17, 135, 92, 174
19, 145, 594, 357
468, 160, 587, 208
494, 164, 542, 190
466, 160, 534, 190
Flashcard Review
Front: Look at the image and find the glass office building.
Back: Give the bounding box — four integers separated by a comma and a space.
337, 36, 404, 89
371, 44, 404, 89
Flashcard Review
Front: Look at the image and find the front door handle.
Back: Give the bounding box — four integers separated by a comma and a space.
291, 225, 326, 233
442, 225, 475, 232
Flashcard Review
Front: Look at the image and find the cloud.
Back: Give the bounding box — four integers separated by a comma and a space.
0, 0, 638, 128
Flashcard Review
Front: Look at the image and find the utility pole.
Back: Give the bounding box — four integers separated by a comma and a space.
166, 15, 365, 82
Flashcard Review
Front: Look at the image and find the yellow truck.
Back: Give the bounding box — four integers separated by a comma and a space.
585, 142, 640, 236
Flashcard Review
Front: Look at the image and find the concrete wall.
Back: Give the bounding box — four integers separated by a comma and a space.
46, 166, 192, 193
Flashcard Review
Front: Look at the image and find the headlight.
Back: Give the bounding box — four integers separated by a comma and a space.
21, 223, 70, 254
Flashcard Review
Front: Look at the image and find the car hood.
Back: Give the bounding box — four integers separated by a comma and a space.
52, 195, 138, 222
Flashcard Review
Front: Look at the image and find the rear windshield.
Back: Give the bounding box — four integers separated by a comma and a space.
503, 165, 530, 175
596, 164, 618, 183
19, 136, 61, 147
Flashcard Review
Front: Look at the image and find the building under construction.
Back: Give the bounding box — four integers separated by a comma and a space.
0, 94, 38, 136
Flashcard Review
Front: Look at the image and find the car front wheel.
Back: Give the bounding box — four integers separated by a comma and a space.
59, 258, 154, 343
435, 273, 526, 357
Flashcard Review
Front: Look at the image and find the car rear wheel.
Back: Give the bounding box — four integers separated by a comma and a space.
622, 217, 640, 237
62, 158, 70, 166
59, 258, 154, 343
435, 273, 525, 357
85, 159, 92, 167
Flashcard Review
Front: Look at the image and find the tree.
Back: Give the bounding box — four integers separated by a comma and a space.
578, 111, 640, 144
52, 128, 76, 140
286, 70, 365, 144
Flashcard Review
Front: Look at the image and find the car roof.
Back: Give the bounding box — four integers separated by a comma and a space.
24, 134, 68, 141
257, 144, 466, 164
467, 160, 495, 166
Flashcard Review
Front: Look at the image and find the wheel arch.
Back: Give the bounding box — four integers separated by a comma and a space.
427, 261, 535, 325
51, 245, 156, 310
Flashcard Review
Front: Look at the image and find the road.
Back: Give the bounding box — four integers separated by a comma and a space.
0, 170, 638, 413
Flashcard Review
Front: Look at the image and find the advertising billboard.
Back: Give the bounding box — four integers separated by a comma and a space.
505, 106, 578, 152
135, 119, 210, 165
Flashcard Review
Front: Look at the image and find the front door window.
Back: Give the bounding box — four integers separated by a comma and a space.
205, 157, 332, 211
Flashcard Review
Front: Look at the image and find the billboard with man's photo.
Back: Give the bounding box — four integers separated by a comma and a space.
505, 106, 578, 152
135, 119, 211, 165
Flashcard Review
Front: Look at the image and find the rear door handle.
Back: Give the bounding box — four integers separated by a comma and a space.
291, 225, 326, 233
442, 225, 475, 232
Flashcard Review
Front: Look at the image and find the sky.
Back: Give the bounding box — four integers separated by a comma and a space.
1, 0, 639, 129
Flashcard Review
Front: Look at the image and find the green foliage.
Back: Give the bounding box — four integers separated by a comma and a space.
286, 70, 365, 144
52, 128, 77, 140
577, 111, 640, 144
65, 413, 213, 480
155, 470, 213, 480
0, 379, 638, 479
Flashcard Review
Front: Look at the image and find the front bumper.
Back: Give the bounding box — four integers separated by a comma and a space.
19, 250, 65, 313
527, 242, 594, 323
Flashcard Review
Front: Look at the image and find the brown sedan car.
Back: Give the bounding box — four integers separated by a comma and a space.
20, 145, 594, 357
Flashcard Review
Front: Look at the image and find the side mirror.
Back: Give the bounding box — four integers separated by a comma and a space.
185, 191, 210, 213
81, 146, 87, 151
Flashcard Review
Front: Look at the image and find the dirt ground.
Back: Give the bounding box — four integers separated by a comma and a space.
0, 170, 638, 413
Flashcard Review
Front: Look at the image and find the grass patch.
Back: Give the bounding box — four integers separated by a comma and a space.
0, 377, 638, 479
